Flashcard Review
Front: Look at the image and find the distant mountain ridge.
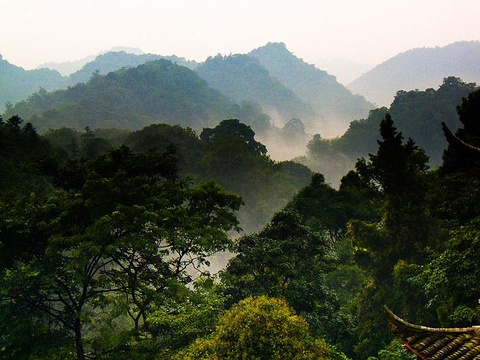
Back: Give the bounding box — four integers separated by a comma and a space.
195, 54, 318, 128
348, 41, 480, 106
37, 46, 145, 76
69, 51, 198, 84
248, 42, 374, 137
0, 54, 68, 112
0, 49, 199, 113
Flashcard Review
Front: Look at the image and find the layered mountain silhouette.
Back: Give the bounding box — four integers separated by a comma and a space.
37, 46, 145, 76
348, 41, 480, 106
69, 51, 198, 84
0, 55, 67, 112
196, 54, 318, 128
249, 42, 374, 137
4, 60, 269, 132
3, 41, 480, 142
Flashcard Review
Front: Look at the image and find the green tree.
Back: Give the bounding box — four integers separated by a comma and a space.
442, 87, 480, 173
223, 209, 352, 346
346, 114, 434, 358
0, 146, 242, 360
350, 114, 431, 278
200, 119, 267, 156
175, 296, 335, 360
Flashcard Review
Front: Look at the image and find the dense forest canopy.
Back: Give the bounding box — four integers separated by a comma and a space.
2, 84, 480, 359
2, 38, 480, 360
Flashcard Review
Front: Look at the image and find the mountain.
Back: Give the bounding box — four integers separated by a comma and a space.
299, 77, 476, 186
70, 51, 198, 84
3, 59, 269, 133
37, 47, 145, 76
38, 54, 97, 77
0, 54, 68, 112
348, 41, 480, 106
195, 54, 318, 128
248, 42, 374, 137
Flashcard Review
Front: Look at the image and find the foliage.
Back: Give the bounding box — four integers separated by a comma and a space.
146, 277, 228, 359
175, 296, 335, 360
0, 115, 53, 196
0, 56, 67, 113
367, 339, 416, 360
198, 126, 311, 233
0, 146, 242, 360
69, 51, 197, 84
200, 119, 267, 156
223, 209, 357, 353
442, 87, 480, 173
412, 218, 480, 327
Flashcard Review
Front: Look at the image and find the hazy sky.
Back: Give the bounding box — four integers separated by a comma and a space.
1, 0, 480, 70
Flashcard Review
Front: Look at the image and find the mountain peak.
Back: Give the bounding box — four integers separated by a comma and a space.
253, 42, 291, 56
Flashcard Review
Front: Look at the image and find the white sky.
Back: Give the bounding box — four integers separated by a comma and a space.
1, 0, 480, 69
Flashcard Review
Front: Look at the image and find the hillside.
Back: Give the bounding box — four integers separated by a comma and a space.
248, 42, 374, 137
195, 54, 318, 128
348, 41, 480, 106
299, 77, 476, 186
37, 46, 145, 75
0, 55, 68, 112
3, 59, 269, 133
70, 51, 198, 84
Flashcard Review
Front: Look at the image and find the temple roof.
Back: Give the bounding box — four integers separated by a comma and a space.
385, 306, 480, 360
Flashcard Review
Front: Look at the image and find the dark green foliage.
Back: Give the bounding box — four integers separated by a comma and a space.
200, 119, 267, 156
124, 123, 203, 177
412, 219, 480, 327
345, 115, 437, 358
389, 77, 475, 165
442, 87, 480, 173
198, 128, 311, 233
288, 173, 380, 239
0, 115, 53, 195
0, 145, 242, 360
224, 210, 345, 342
350, 114, 432, 277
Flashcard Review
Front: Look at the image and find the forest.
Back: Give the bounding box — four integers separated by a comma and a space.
2, 41, 480, 360
1, 85, 480, 360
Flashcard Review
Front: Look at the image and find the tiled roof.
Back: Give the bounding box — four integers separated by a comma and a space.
385, 306, 480, 360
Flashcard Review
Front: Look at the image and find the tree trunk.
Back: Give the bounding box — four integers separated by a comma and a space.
74, 318, 85, 360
